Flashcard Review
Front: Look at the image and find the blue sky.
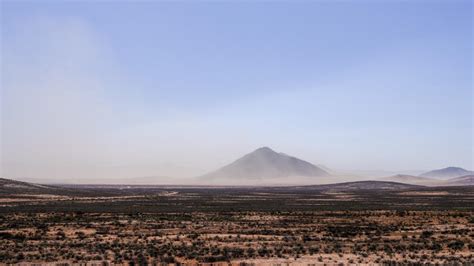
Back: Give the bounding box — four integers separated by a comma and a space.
1, 1, 472, 182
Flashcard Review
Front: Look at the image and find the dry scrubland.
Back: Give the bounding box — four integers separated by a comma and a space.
0, 183, 473, 265
1, 211, 473, 265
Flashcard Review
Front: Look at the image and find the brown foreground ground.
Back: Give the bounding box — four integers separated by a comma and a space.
1, 211, 473, 265
0, 182, 473, 265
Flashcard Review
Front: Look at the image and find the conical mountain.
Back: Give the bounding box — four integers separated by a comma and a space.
200, 147, 330, 181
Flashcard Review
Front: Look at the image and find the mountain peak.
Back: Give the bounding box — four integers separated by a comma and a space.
444, 167, 465, 171
254, 146, 276, 153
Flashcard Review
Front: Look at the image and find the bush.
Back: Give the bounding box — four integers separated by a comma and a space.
447, 240, 464, 250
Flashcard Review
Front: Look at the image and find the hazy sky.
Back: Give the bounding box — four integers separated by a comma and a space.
1, 1, 473, 183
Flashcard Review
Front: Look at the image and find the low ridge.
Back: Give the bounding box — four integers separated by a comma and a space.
379, 174, 440, 186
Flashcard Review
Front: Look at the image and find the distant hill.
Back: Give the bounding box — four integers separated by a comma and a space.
0, 177, 122, 197
378, 173, 474, 187
290, 181, 422, 192
0, 178, 59, 195
379, 174, 441, 186
420, 167, 473, 179
200, 147, 330, 184
446, 175, 474, 186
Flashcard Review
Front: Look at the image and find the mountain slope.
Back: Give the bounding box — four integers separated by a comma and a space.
0, 178, 121, 197
420, 167, 473, 179
200, 147, 330, 182
0, 178, 58, 194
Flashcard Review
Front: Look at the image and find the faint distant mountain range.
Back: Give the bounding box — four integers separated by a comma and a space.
419, 167, 473, 179
337, 169, 426, 178
199, 147, 330, 184
380, 175, 438, 186
292, 180, 422, 192
380, 173, 474, 187
447, 175, 474, 186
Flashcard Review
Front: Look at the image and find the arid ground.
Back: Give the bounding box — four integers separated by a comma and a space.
0, 183, 473, 265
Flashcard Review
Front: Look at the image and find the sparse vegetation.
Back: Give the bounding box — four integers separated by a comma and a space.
0, 185, 473, 264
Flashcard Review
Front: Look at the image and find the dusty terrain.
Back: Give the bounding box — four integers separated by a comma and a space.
1, 211, 473, 265
0, 182, 473, 265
